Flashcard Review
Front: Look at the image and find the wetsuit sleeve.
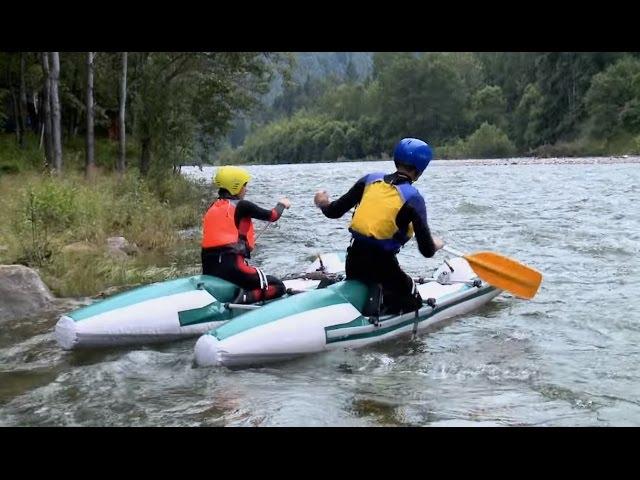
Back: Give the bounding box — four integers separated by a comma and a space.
235, 200, 284, 222
397, 194, 437, 258
320, 176, 366, 219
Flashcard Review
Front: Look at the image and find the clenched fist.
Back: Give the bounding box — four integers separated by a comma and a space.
314, 190, 330, 208
432, 235, 444, 251
279, 197, 291, 209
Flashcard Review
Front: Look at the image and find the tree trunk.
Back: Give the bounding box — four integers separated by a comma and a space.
10, 89, 21, 144
4, 57, 21, 145
50, 52, 63, 173
19, 53, 28, 147
85, 52, 96, 179
117, 52, 128, 175
32, 91, 39, 134
69, 58, 81, 140
41, 52, 54, 168
140, 136, 151, 176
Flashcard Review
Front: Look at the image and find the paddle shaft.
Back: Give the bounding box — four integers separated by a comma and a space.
253, 221, 272, 243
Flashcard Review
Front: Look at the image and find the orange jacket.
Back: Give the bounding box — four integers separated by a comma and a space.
202, 199, 256, 252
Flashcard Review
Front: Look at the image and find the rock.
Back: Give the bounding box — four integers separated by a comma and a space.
107, 236, 127, 251
0, 264, 55, 321
177, 228, 200, 241
122, 243, 139, 255
106, 236, 139, 258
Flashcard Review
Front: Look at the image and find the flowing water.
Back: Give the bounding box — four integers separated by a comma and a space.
1, 158, 639, 426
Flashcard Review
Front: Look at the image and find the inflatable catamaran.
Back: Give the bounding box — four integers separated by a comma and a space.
54, 253, 346, 350
194, 247, 542, 368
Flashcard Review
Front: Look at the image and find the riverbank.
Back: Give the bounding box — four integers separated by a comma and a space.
0, 170, 206, 298
430, 156, 640, 166
196, 155, 640, 170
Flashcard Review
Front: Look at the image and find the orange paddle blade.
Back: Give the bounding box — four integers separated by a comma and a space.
463, 251, 543, 300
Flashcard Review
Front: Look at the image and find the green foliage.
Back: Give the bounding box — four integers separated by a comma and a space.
0, 133, 42, 174
376, 53, 472, 143
4, 51, 640, 168
585, 56, 640, 139
532, 52, 623, 143
440, 123, 516, 159
11, 178, 77, 265
224, 113, 374, 164
0, 87, 8, 127
4, 170, 202, 267
476, 53, 538, 109
471, 85, 507, 129
130, 52, 279, 174
514, 83, 545, 149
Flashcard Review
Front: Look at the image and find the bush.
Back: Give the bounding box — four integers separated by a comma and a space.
5, 171, 202, 271
437, 138, 466, 159
0, 133, 44, 173
12, 179, 79, 265
462, 122, 516, 158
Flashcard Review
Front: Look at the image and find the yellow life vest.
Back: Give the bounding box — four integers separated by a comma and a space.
349, 172, 417, 251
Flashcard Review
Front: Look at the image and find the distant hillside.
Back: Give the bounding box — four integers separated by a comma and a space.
223, 53, 373, 148
263, 52, 373, 106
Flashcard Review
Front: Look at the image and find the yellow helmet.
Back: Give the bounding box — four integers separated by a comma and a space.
214, 166, 251, 195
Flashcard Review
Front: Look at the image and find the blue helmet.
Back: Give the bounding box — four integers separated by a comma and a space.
393, 138, 433, 174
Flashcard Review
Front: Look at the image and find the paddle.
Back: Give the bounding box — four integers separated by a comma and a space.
441, 245, 542, 300
253, 221, 273, 244
253, 200, 291, 244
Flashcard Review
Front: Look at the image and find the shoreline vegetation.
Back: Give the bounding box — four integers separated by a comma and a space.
0, 135, 209, 298
201, 155, 640, 168
216, 53, 640, 165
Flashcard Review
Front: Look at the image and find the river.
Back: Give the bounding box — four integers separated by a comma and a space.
1, 158, 639, 426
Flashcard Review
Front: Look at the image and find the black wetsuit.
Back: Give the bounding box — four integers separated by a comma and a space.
320, 172, 437, 314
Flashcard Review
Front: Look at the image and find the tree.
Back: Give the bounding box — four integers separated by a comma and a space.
117, 52, 128, 174
85, 52, 95, 178
585, 56, 640, 138
49, 52, 63, 172
533, 52, 622, 143
131, 52, 278, 176
372, 52, 413, 80
377, 53, 469, 144
476, 53, 540, 110
514, 83, 545, 149
0, 53, 26, 146
345, 59, 358, 83
40, 52, 54, 167
18, 53, 27, 147
463, 122, 516, 158
471, 85, 507, 129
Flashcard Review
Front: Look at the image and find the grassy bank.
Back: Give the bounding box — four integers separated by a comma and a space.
0, 135, 209, 297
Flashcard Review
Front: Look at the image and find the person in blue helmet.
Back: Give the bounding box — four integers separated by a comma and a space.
314, 138, 444, 315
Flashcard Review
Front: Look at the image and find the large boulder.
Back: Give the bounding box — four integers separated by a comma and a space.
0, 264, 55, 322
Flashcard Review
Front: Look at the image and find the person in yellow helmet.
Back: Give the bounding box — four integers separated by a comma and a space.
202, 166, 291, 303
